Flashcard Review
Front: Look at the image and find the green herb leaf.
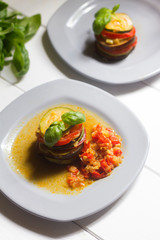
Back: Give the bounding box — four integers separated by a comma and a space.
12, 43, 30, 77
15, 14, 41, 41
0, 1, 8, 11
0, 51, 4, 70
5, 26, 25, 42
112, 4, 120, 13
44, 124, 63, 147
6, 11, 22, 19
0, 1, 41, 78
94, 8, 110, 18
0, 1, 8, 19
50, 121, 65, 131
61, 111, 86, 126
93, 4, 120, 35
0, 22, 14, 35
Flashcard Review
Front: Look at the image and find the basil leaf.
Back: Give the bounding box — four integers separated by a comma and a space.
0, 2, 41, 78
50, 121, 65, 131
6, 26, 25, 42
95, 8, 110, 18
0, 1, 8, 19
12, 43, 30, 77
112, 4, 120, 13
6, 11, 22, 19
0, 51, 4, 70
93, 4, 120, 35
0, 37, 4, 68
61, 111, 86, 126
15, 14, 41, 41
0, 37, 3, 51
44, 125, 63, 147
0, 22, 14, 35
3, 38, 13, 57
93, 11, 111, 35
0, 1, 8, 11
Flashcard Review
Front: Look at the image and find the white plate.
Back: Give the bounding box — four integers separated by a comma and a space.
47, 0, 160, 84
0, 79, 149, 221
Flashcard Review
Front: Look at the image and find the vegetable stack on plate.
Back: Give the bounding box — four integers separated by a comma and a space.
93, 4, 137, 61
36, 107, 86, 164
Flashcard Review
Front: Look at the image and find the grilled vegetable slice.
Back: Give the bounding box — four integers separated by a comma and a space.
96, 42, 135, 61
55, 124, 82, 146
40, 107, 72, 134
101, 26, 136, 39
97, 36, 137, 54
105, 13, 133, 32
38, 141, 84, 164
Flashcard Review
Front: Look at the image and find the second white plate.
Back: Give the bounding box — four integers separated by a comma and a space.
47, 0, 160, 84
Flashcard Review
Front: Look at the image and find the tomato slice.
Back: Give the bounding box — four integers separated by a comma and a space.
101, 26, 136, 39
55, 124, 82, 146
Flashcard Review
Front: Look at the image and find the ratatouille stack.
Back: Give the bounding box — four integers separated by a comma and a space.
93, 4, 137, 61
36, 107, 86, 164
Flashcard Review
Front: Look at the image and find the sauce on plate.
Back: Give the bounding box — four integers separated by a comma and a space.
11, 104, 110, 195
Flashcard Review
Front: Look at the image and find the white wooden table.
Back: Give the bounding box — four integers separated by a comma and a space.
0, 1, 160, 239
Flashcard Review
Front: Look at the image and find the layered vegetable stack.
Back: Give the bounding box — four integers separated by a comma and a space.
36, 107, 86, 164
93, 4, 137, 61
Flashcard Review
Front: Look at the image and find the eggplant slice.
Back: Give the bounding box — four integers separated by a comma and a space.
95, 42, 135, 62
38, 142, 84, 164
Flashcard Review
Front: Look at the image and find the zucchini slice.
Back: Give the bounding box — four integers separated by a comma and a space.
40, 106, 72, 134
105, 13, 133, 32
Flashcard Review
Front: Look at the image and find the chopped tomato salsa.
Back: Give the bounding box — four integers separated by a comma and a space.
67, 124, 123, 188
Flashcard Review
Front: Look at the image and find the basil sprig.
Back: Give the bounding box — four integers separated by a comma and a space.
93, 4, 120, 35
44, 121, 65, 147
44, 111, 86, 147
0, 1, 41, 77
62, 111, 86, 126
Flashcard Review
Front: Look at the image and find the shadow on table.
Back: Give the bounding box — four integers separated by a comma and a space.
0, 191, 80, 238
42, 31, 160, 96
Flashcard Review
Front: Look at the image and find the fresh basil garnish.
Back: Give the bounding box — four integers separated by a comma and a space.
61, 111, 86, 126
0, 1, 41, 77
112, 4, 120, 14
44, 111, 86, 147
44, 121, 65, 147
50, 121, 65, 131
12, 43, 30, 77
93, 4, 120, 35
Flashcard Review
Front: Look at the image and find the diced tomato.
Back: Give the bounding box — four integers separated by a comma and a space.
101, 26, 136, 39
55, 124, 82, 146
92, 131, 108, 144
110, 135, 120, 145
113, 148, 122, 156
106, 128, 113, 134
106, 157, 113, 166
100, 159, 108, 171
91, 170, 106, 180
80, 167, 90, 178
81, 152, 94, 160
68, 165, 79, 175
82, 140, 90, 152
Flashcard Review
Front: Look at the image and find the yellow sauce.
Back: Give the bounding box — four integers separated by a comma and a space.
11, 104, 110, 195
